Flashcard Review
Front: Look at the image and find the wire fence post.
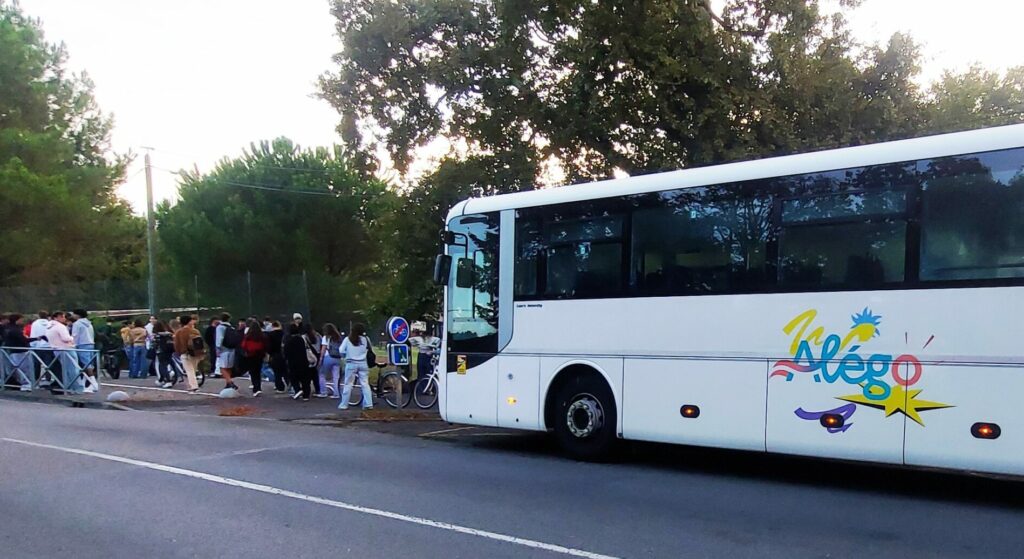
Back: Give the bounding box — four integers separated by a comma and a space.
247, 270, 253, 317
301, 269, 310, 321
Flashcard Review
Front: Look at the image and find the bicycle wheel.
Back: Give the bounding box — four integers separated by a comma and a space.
343, 376, 364, 407
379, 372, 411, 408
103, 354, 121, 379
413, 376, 438, 409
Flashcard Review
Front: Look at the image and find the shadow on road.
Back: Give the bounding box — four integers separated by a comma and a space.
433, 428, 1024, 509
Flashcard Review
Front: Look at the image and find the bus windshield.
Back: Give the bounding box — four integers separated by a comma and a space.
446, 213, 499, 354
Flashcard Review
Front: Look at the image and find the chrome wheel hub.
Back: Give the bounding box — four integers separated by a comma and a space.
566, 395, 604, 438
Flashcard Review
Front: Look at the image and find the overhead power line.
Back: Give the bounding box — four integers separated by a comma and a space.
149, 166, 340, 197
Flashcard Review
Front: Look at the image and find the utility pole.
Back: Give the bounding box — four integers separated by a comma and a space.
144, 151, 157, 316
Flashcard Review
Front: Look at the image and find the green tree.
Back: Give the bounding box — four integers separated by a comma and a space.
156, 138, 394, 323
925, 65, 1024, 133
320, 0, 1024, 317
318, 0, 936, 186
0, 0, 142, 286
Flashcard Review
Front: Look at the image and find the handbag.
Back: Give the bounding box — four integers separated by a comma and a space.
303, 336, 318, 368
364, 336, 376, 366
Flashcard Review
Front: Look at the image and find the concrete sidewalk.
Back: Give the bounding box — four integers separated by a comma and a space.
1, 373, 441, 424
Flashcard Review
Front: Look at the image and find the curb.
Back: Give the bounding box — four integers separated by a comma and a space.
0, 390, 127, 411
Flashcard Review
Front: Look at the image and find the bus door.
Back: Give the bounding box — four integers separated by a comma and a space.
443, 213, 501, 426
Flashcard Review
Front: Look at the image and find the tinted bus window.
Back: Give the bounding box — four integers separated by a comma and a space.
920, 148, 1024, 281
545, 213, 624, 298
631, 186, 774, 295
776, 163, 913, 289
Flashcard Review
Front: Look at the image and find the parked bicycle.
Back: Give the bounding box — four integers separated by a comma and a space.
346, 357, 412, 409
101, 348, 123, 380
411, 354, 440, 409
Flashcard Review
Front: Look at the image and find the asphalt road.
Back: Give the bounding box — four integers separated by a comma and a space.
1, 400, 1023, 558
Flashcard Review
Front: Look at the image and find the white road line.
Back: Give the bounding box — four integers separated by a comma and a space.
0, 437, 620, 559
419, 425, 477, 437
103, 383, 219, 398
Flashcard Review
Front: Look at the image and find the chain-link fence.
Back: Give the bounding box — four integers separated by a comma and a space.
0, 270, 386, 334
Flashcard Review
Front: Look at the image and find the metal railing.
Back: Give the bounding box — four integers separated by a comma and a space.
0, 346, 100, 394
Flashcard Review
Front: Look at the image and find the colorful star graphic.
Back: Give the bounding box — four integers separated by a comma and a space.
837, 384, 953, 426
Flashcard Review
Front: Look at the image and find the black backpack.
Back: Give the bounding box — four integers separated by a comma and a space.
188, 335, 205, 356
222, 325, 242, 349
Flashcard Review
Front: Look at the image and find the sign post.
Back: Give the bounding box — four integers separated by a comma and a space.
385, 316, 412, 403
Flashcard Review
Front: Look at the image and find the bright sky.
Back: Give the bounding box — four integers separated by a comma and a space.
17, 0, 1024, 213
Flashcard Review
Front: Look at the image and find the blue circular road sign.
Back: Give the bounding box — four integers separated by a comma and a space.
387, 316, 410, 344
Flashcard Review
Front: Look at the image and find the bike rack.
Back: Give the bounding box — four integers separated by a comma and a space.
0, 346, 100, 394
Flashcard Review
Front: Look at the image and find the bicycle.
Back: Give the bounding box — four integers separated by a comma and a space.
411, 353, 440, 409
345, 358, 412, 409
101, 348, 124, 380
168, 354, 205, 388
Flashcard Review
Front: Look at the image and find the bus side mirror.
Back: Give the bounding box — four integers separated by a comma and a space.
433, 254, 452, 286
441, 230, 458, 245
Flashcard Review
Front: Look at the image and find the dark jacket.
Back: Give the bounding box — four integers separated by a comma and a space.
4, 326, 29, 352
155, 332, 175, 358
203, 323, 218, 350
283, 333, 313, 371
265, 329, 284, 356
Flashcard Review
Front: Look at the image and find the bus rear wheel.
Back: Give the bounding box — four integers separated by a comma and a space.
552, 373, 617, 461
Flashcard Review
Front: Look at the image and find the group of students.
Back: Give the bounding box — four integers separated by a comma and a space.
0, 310, 99, 394
195, 312, 378, 408
118, 315, 205, 390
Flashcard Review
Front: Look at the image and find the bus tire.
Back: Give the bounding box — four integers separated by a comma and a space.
552, 372, 617, 461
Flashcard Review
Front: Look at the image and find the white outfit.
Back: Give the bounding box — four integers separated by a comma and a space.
339, 336, 373, 408
29, 318, 50, 348
215, 323, 235, 369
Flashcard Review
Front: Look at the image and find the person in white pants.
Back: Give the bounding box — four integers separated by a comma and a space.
337, 324, 373, 410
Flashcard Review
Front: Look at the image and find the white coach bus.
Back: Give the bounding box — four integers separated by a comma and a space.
432, 123, 1024, 475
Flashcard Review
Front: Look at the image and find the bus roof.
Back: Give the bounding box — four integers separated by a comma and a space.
450, 123, 1024, 220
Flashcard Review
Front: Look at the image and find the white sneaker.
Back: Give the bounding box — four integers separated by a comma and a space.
83, 385, 98, 393
19, 386, 32, 392
161, 382, 173, 389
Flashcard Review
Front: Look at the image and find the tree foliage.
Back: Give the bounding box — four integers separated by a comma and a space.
319, 0, 1024, 317
318, 0, 977, 187
0, 0, 142, 286
156, 138, 394, 322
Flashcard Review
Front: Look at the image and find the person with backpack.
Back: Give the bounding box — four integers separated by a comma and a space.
337, 323, 374, 411
284, 322, 318, 401
215, 312, 241, 391
318, 323, 343, 398
173, 315, 204, 392
239, 319, 268, 397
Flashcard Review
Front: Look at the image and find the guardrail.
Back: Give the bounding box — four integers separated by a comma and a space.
0, 346, 100, 394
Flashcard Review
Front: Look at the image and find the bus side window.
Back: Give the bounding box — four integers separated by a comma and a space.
919, 148, 1024, 281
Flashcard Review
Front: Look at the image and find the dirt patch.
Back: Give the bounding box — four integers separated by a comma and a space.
218, 405, 262, 417
359, 409, 435, 421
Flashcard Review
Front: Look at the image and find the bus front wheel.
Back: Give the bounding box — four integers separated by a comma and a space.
552, 372, 617, 461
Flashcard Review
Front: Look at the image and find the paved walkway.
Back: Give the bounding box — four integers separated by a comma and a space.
1, 372, 440, 424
